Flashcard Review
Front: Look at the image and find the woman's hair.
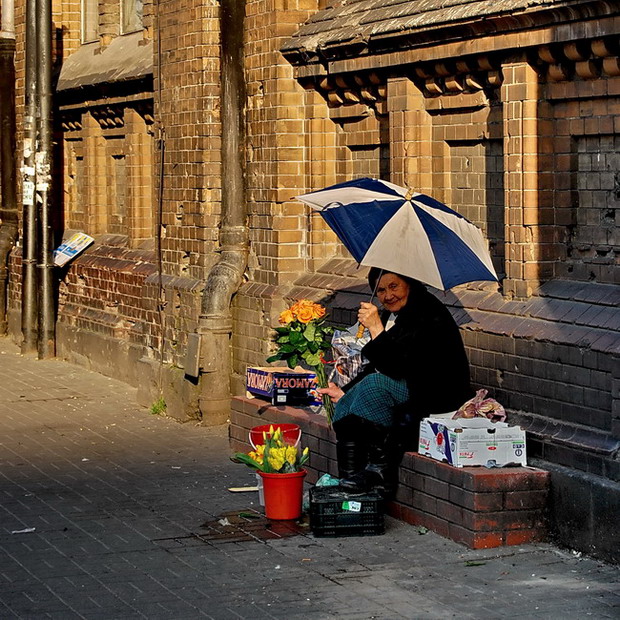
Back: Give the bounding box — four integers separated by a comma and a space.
367, 267, 427, 297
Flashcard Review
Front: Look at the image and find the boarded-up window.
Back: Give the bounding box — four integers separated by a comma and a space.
567, 134, 619, 285
121, 0, 143, 34
81, 0, 98, 43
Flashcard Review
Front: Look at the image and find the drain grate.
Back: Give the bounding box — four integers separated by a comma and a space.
195, 509, 309, 543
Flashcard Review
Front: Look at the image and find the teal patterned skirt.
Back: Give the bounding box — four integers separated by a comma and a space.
333, 373, 409, 427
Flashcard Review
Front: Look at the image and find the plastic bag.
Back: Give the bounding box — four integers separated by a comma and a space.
328, 322, 370, 387
315, 473, 340, 487
452, 389, 506, 422
304, 474, 340, 511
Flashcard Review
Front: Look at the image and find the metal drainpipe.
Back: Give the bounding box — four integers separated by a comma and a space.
1, 0, 15, 36
197, 0, 248, 423
21, 0, 38, 353
36, 0, 55, 358
0, 6, 18, 335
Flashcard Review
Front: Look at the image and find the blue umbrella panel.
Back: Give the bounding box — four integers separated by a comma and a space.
298, 178, 498, 291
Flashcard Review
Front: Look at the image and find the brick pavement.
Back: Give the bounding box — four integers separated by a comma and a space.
0, 336, 618, 620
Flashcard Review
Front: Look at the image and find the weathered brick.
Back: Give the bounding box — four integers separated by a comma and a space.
395, 484, 413, 506
398, 467, 417, 490
462, 468, 550, 493
411, 491, 438, 516
415, 512, 451, 539
436, 498, 463, 523
423, 478, 451, 501
448, 524, 504, 549
449, 486, 504, 512
468, 509, 546, 532
505, 529, 547, 545
504, 490, 549, 510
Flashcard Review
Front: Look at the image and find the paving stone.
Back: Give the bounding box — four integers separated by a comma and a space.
0, 337, 618, 618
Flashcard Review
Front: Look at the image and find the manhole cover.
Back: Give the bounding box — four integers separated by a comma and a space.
196, 509, 309, 543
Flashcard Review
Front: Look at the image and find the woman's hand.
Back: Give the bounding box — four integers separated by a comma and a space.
317, 382, 345, 403
358, 302, 384, 339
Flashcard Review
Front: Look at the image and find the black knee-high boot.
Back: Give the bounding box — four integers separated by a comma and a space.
332, 416, 369, 480
336, 440, 366, 480
339, 423, 396, 497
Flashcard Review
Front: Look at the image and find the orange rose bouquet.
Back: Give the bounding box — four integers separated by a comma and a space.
266, 299, 335, 425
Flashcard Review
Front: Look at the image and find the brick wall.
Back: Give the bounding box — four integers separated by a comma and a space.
7, 2, 619, 421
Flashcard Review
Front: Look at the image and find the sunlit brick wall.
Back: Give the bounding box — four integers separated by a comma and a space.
58, 0, 81, 58
155, 0, 220, 279
13, 0, 80, 163
99, 0, 120, 43
246, 0, 315, 287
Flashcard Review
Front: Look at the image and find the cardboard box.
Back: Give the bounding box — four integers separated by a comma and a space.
418, 416, 527, 468
246, 366, 321, 407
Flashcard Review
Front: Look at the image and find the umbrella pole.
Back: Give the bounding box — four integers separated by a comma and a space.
356, 269, 383, 340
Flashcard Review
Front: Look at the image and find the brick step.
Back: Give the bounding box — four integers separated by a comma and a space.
230, 396, 549, 549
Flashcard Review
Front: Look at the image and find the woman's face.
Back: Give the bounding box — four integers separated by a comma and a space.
376, 273, 410, 313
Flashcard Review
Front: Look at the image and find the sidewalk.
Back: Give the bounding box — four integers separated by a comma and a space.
0, 336, 618, 620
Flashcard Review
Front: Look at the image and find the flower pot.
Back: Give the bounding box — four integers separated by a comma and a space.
259, 470, 307, 520
249, 423, 301, 450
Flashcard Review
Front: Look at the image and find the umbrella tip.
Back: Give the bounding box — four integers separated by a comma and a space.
405, 188, 414, 201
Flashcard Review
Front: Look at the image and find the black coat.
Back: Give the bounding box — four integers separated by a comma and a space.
344, 287, 474, 422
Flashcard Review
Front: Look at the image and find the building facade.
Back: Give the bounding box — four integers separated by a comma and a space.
1, 0, 619, 561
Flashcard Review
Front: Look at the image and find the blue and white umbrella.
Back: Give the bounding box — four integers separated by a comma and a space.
297, 177, 498, 291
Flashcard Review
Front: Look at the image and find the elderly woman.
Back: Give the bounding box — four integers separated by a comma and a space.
318, 268, 473, 497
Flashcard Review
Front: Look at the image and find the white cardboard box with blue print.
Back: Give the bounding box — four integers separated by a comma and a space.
246, 366, 321, 407
418, 417, 527, 468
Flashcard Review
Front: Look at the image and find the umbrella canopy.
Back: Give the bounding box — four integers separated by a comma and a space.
297, 177, 498, 291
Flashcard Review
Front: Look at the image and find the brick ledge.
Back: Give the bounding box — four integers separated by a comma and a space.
230, 395, 550, 549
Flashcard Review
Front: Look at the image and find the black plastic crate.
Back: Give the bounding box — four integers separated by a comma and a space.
309, 486, 384, 537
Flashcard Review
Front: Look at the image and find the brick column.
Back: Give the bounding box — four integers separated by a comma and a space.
81, 111, 109, 234
246, 0, 323, 285
100, 0, 120, 46
501, 62, 551, 299
156, 0, 220, 278
125, 108, 153, 246
388, 77, 433, 193
305, 94, 343, 270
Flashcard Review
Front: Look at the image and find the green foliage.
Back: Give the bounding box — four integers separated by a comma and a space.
267, 300, 336, 425
266, 314, 333, 369
150, 396, 167, 415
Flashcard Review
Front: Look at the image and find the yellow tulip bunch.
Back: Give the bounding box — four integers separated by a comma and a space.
233, 426, 310, 473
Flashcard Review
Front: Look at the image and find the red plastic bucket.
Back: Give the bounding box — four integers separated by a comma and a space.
259, 470, 307, 520
249, 423, 301, 449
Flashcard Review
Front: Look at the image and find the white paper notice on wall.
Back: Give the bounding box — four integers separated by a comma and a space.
22, 180, 35, 206
53, 233, 95, 267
